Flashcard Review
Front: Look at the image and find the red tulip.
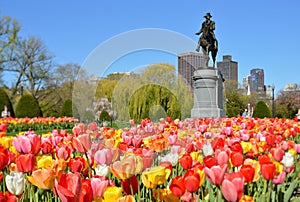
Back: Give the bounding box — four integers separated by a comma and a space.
0, 146, 9, 171
271, 148, 284, 162
231, 152, 244, 167
203, 155, 216, 168
179, 154, 192, 170
230, 142, 243, 153
204, 164, 227, 186
266, 134, 275, 145
184, 170, 200, 193
54, 172, 83, 202
68, 157, 87, 173
260, 162, 276, 180
16, 154, 36, 172
240, 165, 254, 183
121, 175, 139, 195
212, 137, 225, 150
222, 172, 245, 202
81, 179, 93, 202
169, 176, 185, 197
41, 142, 53, 154
258, 154, 271, 165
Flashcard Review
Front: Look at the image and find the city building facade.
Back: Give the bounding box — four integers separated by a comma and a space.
178, 52, 205, 90
217, 55, 238, 83
249, 68, 265, 94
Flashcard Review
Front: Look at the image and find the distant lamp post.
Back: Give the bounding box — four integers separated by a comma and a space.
272, 84, 275, 118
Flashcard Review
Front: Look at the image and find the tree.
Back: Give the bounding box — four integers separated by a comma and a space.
15, 94, 42, 118
252, 101, 271, 118
99, 110, 111, 122
39, 63, 81, 116
113, 63, 193, 121
275, 90, 300, 118
225, 91, 246, 117
60, 99, 73, 117
0, 87, 14, 117
0, 16, 21, 84
2, 36, 54, 99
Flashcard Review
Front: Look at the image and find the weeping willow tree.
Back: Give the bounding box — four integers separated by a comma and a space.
112, 63, 193, 122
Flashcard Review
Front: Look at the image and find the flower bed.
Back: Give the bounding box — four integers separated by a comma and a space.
0, 117, 299, 201
0, 117, 78, 134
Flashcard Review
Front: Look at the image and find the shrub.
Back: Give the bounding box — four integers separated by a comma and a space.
0, 87, 14, 117
60, 99, 73, 117
15, 94, 42, 118
253, 101, 272, 118
99, 110, 111, 122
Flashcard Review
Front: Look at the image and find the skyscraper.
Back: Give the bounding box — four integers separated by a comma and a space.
178, 52, 205, 90
217, 55, 238, 83
249, 68, 264, 94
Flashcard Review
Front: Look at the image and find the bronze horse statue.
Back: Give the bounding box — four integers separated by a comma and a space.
196, 31, 218, 67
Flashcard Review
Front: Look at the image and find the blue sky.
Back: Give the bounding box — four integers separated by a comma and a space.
1, 0, 300, 94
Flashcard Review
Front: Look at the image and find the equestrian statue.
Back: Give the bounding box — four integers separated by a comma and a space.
195, 12, 218, 67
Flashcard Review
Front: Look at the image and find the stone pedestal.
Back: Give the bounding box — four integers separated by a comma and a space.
191, 66, 225, 118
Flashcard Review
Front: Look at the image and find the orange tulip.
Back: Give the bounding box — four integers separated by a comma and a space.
27, 168, 56, 190
110, 155, 143, 180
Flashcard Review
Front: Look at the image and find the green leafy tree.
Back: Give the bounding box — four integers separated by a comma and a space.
15, 94, 42, 118
0, 87, 14, 117
113, 63, 193, 121
60, 99, 73, 117
225, 91, 246, 117
252, 101, 271, 118
99, 110, 111, 122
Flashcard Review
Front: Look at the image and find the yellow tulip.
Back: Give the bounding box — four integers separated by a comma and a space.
103, 186, 122, 202
37, 155, 53, 169
288, 148, 296, 156
241, 141, 252, 154
141, 166, 170, 189
0, 136, 13, 149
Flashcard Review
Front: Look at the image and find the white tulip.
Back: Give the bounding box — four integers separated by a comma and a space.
202, 143, 214, 156
5, 172, 26, 195
158, 152, 179, 166
282, 152, 294, 168
95, 164, 109, 177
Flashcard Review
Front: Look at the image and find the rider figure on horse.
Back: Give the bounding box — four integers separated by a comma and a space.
195, 12, 217, 52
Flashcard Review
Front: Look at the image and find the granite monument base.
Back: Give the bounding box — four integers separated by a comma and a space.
191, 67, 225, 118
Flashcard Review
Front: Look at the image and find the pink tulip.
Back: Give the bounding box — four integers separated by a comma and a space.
88, 122, 98, 131
94, 149, 114, 165
273, 171, 286, 184
122, 134, 132, 146
221, 172, 244, 202
294, 144, 300, 153
13, 133, 41, 155
168, 134, 178, 145
215, 149, 229, 166
72, 133, 91, 153
222, 127, 233, 136
91, 176, 114, 198
204, 164, 227, 185
132, 135, 143, 148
